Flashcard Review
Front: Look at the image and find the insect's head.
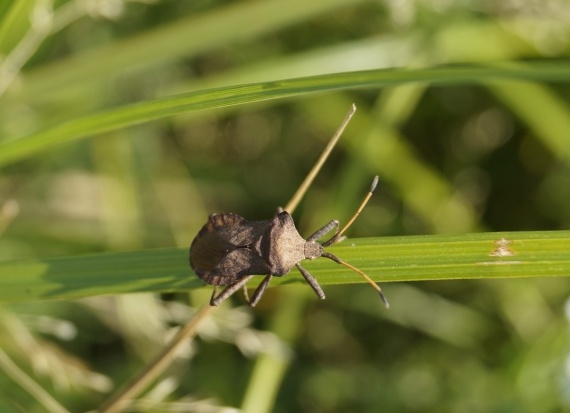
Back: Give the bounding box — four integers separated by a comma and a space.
304, 241, 324, 260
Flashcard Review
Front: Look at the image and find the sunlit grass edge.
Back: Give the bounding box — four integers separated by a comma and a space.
2, 62, 570, 167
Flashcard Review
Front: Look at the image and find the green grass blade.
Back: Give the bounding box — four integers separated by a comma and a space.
0, 231, 568, 303
2, 62, 570, 168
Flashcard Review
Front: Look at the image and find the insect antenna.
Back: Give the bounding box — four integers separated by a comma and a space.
322, 175, 379, 248
321, 175, 389, 308
322, 251, 390, 309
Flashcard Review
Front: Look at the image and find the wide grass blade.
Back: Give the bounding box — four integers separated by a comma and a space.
0, 231, 568, 303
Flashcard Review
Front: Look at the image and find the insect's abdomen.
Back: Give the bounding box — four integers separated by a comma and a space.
189, 227, 235, 284
189, 213, 275, 285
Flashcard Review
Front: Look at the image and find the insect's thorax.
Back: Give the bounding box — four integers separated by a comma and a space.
264, 212, 308, 276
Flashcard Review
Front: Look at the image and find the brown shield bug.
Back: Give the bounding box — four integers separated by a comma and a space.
189, 176, 388, 308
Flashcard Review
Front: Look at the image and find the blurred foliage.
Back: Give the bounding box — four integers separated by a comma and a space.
1, 0, 570, 412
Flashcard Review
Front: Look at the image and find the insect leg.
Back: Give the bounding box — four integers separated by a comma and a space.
210, 286, 218, 304
249, 275, 273, 307
295, 263, 326, 300
306, 219, 339, 242
210, 275, 255, 306
321, 251, 389, 308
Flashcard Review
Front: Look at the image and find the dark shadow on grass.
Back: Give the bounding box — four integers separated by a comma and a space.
0, 248, 203, 302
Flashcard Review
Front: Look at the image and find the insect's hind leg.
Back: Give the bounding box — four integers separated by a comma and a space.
249, 275, 273, 307
210, 275, 254, 306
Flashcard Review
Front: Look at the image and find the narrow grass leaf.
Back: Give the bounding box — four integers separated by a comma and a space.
2, 62, 570, 168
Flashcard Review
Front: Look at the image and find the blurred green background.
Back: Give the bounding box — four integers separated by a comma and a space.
1, 0, 570, 412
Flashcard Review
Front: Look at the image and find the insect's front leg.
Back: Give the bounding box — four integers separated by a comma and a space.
306, 219, 339, 243
210, 275, 255, 306
296, 263, 325, 300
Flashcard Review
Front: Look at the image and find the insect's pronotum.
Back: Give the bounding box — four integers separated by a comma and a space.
189, 176, 389, 308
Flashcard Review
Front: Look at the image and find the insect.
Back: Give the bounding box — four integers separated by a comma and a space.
189, 176, 389, 308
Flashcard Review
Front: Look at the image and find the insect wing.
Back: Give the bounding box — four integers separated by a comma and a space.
189, 213, 273, 286
189, 228, 233, 276
205, 248, 269, 285
208, 213, 267, 246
